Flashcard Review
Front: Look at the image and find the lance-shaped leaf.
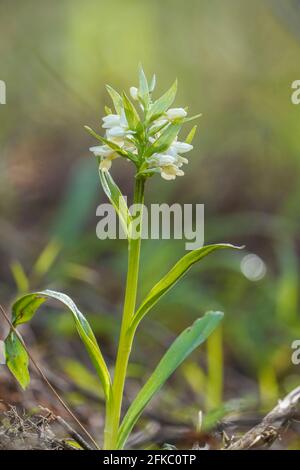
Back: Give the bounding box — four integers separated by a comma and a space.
148, 119, 169, 137
4, 290, 112, 400
138, 64, 150, 109
84, 126, 137, 163
185, 125, 197, 144
99, 169, 132, 238
5, 332, 30, 389
122, 92, 140, 130
147, 80, 177, 123
183, 113, 202, 123
106, 85, 123, 114
118, 311, 223, 449
145, 122, 181, 158
130, 244, 242, 332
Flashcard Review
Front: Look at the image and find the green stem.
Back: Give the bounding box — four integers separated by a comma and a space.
103, 176, 145, 449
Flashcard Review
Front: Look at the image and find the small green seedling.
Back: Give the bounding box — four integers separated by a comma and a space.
4, 66, 241, 449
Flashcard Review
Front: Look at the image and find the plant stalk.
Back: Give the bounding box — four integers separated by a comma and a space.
103, 176, 145, 449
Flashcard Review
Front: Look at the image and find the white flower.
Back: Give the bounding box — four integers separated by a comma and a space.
99, 157, 114, 171
130, 86, 139, 100
88, 73, 197, 175
147, 152, 186, 181
89, 145, 118, 172
176, 155, 189, 165
106, 126, 129, 138
89, 145, 115, 157
161, 165, 184, 180
102, 114, 121, 129
148, 153, 176, 167
166, 108, 187, 121
103, 109, 134, 148
171, 141, 193, 154
145, 134, 193, 180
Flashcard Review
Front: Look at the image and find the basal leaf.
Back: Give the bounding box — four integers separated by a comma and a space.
118, 311, 223, 449
130, 244, 242, 332
99, 169, 132, 238
4, 290, 112, 399
147, 80, 177, 122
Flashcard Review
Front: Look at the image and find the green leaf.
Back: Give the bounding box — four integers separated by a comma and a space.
106, 85, 123, 114
12, 295, 46, 326
4, 290, 112, 399
84, 126, 122, 153
33, 239, 61, 278
118, 311, 224, 449
122, 92, 140, 130
5, 332, 29, 390
147, 80, 177, 122
148, 120, 169, 137
10, 261, 29, 294
84, 126, 138, 163
130, 244, 242, 332
138, 64, 149, 109
183, 113, 202, 123
84, 126, 137, 162
145, 123, 181, 158
99, 169, 132, 238
185, 125, 197, 144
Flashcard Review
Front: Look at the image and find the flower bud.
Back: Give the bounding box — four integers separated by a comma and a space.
166, 108, 187, 121
130, 86, 139, 101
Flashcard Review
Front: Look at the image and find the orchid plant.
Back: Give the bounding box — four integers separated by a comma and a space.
3, 66, 241, 450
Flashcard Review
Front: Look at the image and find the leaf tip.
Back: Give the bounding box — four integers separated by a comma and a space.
207, 310, 224, 320
84, 125, 93, 135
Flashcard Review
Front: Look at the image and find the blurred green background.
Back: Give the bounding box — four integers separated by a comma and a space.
0, 0, 300, 448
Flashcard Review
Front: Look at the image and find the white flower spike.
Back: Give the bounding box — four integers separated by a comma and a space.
86, 66, 200, 178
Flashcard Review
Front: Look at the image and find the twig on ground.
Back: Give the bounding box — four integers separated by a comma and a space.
39, 407, 94, 450
226, 386, 300, 450
0, 406, 73, 450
